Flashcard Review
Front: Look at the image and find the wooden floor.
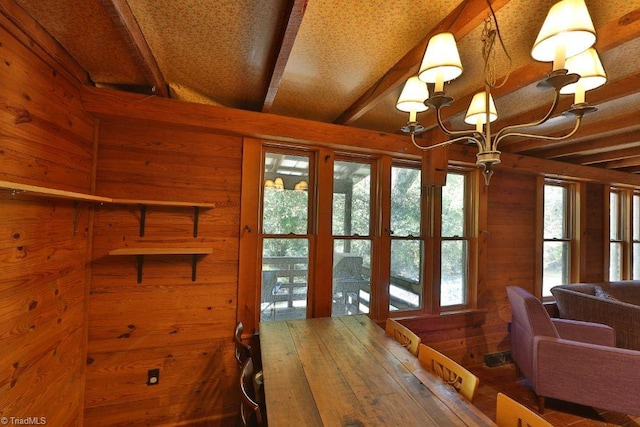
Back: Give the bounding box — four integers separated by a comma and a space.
471, 363, 640, 426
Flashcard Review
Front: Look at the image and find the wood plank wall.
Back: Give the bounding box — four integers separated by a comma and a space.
0, 2, 616, 425
86, 118, 242, 426
405, 173, 608, 366
0, 9, 96, 426
404, 171, 540, 365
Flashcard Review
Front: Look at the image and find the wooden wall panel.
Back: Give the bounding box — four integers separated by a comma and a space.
0, 198, 91, 426
478, 172, 537, 358
0, 4, 96, 425
583, 183, 605, 282
88, 118, 242, 426
0, 21, 94, 191
411, 171, 537, 366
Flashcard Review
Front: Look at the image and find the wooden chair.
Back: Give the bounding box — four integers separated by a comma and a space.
239, 358, 265, 427
234, 322, 251, 368
496, 393, 553, 427
235, 322, 265, 405
385, 318, 421, 356
417, 343, 479, 402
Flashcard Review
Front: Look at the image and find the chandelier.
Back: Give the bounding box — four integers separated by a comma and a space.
396, 0, 606, 184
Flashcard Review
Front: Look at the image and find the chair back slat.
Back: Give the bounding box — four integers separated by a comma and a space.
418, 344, 479, 402
240, 358, 265, 427
385, 318, 421, 356
496, 393, 553, 427
235, 322, 251, 367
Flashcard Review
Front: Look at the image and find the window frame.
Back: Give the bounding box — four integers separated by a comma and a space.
608, 186, 632, 281
238, 139, 482, 331
537, 177, 579, 299
386, 161, 425, 315
331, 155, 377, 317
434, 167, 477, 312
633, 192, 640, 279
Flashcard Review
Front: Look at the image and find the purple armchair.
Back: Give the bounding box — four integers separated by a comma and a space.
506, 286, 640, 415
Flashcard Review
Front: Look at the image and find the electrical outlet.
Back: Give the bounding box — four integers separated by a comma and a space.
147, 368, 160, 386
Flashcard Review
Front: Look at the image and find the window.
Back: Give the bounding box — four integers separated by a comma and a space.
332, 160, 372, 316
542, 183, 571, 297
440, 172, 469, 307
260, 151, 312, 321
240, 140, 481, 328
610, 188, 624, 281
389, 165, 422, 312
634, 193, 640, 279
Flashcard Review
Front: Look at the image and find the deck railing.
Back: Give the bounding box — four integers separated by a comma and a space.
262, 256, 421, 313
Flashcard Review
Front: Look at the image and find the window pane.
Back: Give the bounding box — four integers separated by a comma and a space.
635, 194, 640, 241
441, 173, 465, 237
441, 240, 467, 306
332, 240, 371, 316
544, 185, 567, 239
333, 161, 371, 236
390, 240, 422, 311
542, 241, 569, 297
263, 152, 309, 235
261, 238, 309, 321
634, 243, 640, 280
610, 242, 622, 281
610, 191, 620, 240
391, 166, 421, 236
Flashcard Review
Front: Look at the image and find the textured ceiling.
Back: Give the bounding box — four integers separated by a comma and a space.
12, 0, 640, 176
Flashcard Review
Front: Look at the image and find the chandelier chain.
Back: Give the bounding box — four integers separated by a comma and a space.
482, 0, 512, 89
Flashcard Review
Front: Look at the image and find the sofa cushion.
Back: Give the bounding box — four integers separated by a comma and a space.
605, 281, 640, 305
551, 282, 640, 351
594, 285, 618, 301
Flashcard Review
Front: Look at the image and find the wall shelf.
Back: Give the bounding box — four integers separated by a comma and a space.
0, 180, 112, 203
1, 179, 217, 283
111, 199, 215, 238
109, 247, 213, 283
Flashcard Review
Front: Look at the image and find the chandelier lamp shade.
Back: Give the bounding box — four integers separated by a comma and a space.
397, 0, 606, 185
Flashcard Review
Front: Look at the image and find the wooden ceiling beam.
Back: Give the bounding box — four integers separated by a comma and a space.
531, 128, 640, 160
446, 144, 640, 186
616, 166, 640, 174
100, 0, 169, 97
333, 0, 512, 126
262, 0, 308, 113
567, 143, 640, 165
599, 156, 640, 170
510, 109, 640, 155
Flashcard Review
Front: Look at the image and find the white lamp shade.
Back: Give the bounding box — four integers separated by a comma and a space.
274, 177, 284, 190
418, 32, 463, 84
560, 48, 607, 94
396, 76, 429, 113
531, 0, 596, 62
294, 180, 308, 191
464, 92, 498, 125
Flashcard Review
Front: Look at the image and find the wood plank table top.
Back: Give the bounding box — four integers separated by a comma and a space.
259, 315, 496, 426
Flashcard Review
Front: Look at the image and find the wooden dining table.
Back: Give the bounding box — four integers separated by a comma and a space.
259, 315, 496, 426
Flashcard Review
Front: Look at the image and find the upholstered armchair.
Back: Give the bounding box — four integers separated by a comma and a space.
506, 286, 640, 416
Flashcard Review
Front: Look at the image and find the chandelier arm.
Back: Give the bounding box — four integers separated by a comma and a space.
435, 107, 480, 139
411, 132, 453, 150
410, 132, 483, 151
493, 90, 561, 144
494, 115, 582, 147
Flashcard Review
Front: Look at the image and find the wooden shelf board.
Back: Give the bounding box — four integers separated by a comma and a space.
111, 198, 216, 208
0, 180, 112, 203
109, 247, 213, 256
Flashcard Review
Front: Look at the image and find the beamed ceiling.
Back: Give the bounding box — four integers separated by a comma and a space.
11, 0, 640, 177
